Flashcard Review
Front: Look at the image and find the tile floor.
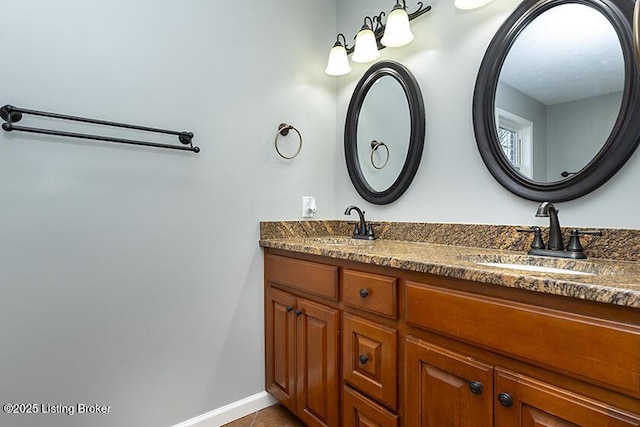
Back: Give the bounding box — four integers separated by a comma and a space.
222, 403, 305, 427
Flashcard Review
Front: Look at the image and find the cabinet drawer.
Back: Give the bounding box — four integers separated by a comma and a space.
406, 282, 640, 397
343, 269, 398, 319
343, 313, 398, 410
266, 254, 339, 301
343, 386, 399, 427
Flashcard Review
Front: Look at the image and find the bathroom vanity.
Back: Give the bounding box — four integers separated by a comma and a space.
261, 221, 640, 427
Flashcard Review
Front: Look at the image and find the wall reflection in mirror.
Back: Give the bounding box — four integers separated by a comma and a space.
358, 75, 411, 191
495, 3, 624, 183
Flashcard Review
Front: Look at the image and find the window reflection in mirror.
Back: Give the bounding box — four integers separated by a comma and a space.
495, 3, 624, 183
497, 108, 533, 178
357, 76, 410, 192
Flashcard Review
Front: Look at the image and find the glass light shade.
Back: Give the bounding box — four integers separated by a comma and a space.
352, 28, 381, 63
381, 8, 414, 47
454, 0, 493, 10
325, 44, 351, 76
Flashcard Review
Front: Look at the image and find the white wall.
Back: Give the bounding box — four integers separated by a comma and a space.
335, 0, 640, 229
0, 1, 336, 426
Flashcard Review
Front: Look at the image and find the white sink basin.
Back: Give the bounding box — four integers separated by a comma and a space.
476, 262, 594, 276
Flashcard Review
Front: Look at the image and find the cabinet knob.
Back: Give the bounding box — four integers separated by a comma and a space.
359, 288, 369, 298
497, 392, 513, 407
468, 381, 483, 395
358, 354, 369, 365
295, 309, 303, 317
286, 306, 293, 313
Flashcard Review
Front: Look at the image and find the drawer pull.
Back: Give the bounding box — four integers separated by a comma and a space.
358, 354, 369, 365
295, 309, 303, 317
468, 381, 483, 395
286, 306, 293, 313
359, 288, 369, 298
497, 392, 513, 407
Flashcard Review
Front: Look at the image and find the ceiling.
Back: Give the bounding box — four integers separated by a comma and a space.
498, 3, 625, 106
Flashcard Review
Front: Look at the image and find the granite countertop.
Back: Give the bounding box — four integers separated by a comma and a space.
259, 221, 640, 309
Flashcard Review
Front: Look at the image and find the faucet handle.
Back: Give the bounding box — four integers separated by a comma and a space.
567, 229, 603, 253
366, 222, 375, 238
352, 222, 361, 236
516, 226, 545, 249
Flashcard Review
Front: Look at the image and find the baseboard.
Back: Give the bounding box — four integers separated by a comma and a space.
172, 391, 278, 427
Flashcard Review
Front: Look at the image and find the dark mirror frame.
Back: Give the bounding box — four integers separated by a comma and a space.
473, 0, 640, 202
345, 60, 425, 205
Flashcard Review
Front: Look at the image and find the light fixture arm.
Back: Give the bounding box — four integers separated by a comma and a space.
409, 2, 429, 17
361, 16, 375, 33
336, 33, 351, 51
371, 12, 387, 49
372, 12, 386, 33
394, 0, 409, 11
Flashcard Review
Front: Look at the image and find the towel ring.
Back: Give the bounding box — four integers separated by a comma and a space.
371, 140, 389, 169
275, 123, 302, 159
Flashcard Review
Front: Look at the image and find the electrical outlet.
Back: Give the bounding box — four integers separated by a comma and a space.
302, 196, 317, 218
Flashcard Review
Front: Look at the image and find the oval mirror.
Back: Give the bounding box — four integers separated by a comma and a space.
345, 60, 425, 204
473, 0, 640, 202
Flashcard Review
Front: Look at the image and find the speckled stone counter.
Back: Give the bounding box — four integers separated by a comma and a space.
259, 221, 640, 309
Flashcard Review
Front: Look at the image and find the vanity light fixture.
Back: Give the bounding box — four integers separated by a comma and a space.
454, 0, 494, 10
324, 0, 432, 76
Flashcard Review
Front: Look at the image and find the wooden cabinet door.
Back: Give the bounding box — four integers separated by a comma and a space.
265, 287, 297, 413
296, 298, 340, 427
404, 337, 493, 427
265, 287, 297, 414
495, 368, 640, 427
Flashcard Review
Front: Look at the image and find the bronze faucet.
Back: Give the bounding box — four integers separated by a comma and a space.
518, 202, 602, 259
344, 205, 376, 240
